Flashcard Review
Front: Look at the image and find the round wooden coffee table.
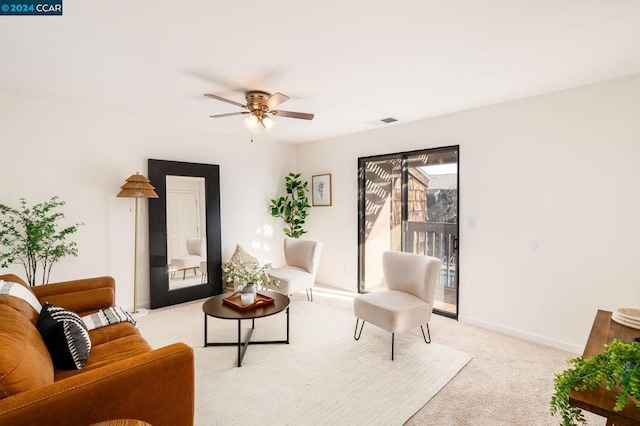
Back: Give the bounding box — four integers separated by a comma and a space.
202, 290, 290, 367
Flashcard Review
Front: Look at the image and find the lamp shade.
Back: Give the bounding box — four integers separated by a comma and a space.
243, 114, 260, 134
116, 172, 159, 199
262, 115, 277, 132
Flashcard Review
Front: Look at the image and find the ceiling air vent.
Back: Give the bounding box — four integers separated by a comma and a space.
368, 117, 399, 126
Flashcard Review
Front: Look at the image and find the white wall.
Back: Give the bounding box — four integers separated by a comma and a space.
297, 73, 640, 353
0, 93, 295, 309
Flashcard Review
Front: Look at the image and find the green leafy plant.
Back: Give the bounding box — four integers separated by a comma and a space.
269, 172, 311, 238
0, 196, 83, 286
221, 260, 277, 291
550, 339, 640, 425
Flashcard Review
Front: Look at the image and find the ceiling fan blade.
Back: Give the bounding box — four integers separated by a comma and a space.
271, 110, 314, 120
204, 93, 246, 109
209, 111, 249, 118
265, 92, 290, 110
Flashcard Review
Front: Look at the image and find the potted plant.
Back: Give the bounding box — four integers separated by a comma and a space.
269, 172, 310, 238
550, 338, 640, 425
0, 196, 83, 286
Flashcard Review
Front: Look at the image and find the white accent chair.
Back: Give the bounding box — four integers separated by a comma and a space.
170, 237, 206, 280
353, 251, 441, 360
268, 238, 323, 301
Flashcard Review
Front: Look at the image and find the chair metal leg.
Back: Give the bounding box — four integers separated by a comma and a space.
305, 288, 313, 302
391, 333, 395, 361
354, 318, 365, 340
421, 323, 431, 344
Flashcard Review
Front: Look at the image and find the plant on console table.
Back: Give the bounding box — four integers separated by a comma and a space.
221, 260, 278, 294
0, 196, 83, 286
550, 338, 640, 425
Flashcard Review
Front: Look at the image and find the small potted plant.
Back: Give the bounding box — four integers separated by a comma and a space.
550, 338, 640, 425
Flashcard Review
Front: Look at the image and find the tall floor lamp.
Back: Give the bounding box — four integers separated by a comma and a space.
117, 172, 158, 317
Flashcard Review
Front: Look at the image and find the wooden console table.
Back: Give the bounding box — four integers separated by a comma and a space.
568, 310, 640, 425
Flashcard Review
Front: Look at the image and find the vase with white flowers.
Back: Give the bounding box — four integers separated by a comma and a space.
221, 260, 278, 295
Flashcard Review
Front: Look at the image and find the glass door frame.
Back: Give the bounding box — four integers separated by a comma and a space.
357, 145, 460, 320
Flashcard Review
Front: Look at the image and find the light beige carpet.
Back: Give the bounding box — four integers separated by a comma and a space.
303, 287, 605, 425
136, 297, 471, 426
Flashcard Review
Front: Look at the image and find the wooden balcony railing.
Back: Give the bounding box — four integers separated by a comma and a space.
406, 221, 457, 289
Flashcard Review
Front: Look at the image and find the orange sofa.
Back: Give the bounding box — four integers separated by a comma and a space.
0, 274, 194, 426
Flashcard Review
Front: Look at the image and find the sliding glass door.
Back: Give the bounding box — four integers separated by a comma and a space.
358, 146, 459, 318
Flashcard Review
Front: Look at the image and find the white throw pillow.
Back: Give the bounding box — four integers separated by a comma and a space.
0, 280, 43, 313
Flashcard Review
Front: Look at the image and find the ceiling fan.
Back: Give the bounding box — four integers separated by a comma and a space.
204, 90, 314, 134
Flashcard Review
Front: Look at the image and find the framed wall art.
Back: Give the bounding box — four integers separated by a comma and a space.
312, 174, 332, 207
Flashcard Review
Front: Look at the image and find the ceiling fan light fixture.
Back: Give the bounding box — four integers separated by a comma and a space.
206, 90, 313, 134
243, 114, 261, 133
262, 115, 277, 132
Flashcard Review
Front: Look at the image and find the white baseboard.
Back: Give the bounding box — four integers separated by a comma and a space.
459, 314, 584, 355
129, 300, 150, 313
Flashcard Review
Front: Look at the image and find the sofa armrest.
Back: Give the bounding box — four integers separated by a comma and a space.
0, 342, 194, 426
32, 276, 116, 312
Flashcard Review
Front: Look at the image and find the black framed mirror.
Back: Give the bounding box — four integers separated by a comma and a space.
148, 159, 222, 308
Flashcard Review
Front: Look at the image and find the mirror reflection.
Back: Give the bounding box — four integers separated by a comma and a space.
166, 175, 207, 290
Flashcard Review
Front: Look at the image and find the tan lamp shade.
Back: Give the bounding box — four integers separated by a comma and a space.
116, 172, 159, 199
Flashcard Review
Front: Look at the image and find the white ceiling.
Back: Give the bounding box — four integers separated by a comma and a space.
2, 0, 640, 143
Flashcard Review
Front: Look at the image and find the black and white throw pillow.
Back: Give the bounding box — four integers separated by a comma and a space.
82, 306, 137, 330
37, 302, 91, 370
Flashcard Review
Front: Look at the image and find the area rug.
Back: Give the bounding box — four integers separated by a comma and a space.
136, 297, 472, 426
